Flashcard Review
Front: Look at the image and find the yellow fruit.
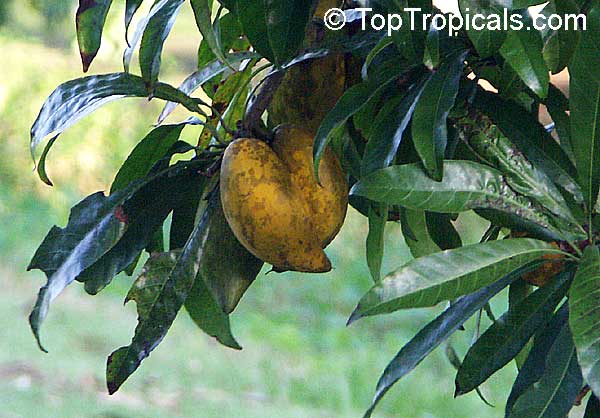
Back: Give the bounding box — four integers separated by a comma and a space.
220, 138, 332, 273
219, 126, 348, 273
272, 125, 348, 246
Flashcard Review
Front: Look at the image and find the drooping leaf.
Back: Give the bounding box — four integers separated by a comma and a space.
412, 51, 468, 180
106, 188, 224, 394
111, 117, 200, 193
425, 212, 462, 251
456, 271, 570, 395
351, 160, 559, 235
195, 192, 263, 314
472, 88, 581, 199
505, 303, 569, 417
157, 51, 255, 124
234, 0, 312, 67
540, 0, 581, 74
77, 167, 203, 295
569, 246, 600, 398
366, 204, 388, 282
569, 4, 600, 213
361, 75, 430, 176
546, 84, 574, 163
349, 238, 561, 321
76, 0, 113, 72
401, 209, 441, 258
388, 0, 431, 63
313, 71, 400, 179
509, 320, 583, 418
125, 0, 145, 41
197, 12, 249, 68
362, 269, 521, 418
139, 0, 185, 92
585, 394, 600, 418
36, 135, 58, 186
30, 73, 201, 162
27, 162, 203, 351
190, 0, 229, 66
500, 12, 549, 98
459, 0, 508, 58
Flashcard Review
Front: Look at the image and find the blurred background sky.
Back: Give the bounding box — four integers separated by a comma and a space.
0, 1, 583, 417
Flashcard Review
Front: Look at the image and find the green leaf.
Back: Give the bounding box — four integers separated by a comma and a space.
388, 0, 431, 63
361, 75, 430, 176
235, 0, 312, 67
105, 187, 226, 394
77, 163, 203, 295
425, 212, 462, 250
139, 0, 185, 92
30, 73, 201, 163
472, 88, 581, 199
456, 271, 570, 395
569, 246, 600, 398
313, 72, 400, 179
36, 135, 58, 186
27, 162, 204, 351
459, 0, 508, 58
111, 118, 200, 193
585, 394, 600, 418
509, 319, 582, 418
570, 4, 600, 213
412, 51, 468, 180
541, 0, 580, 74
349, 238, 560, 321
506, 303, 569, 417
351, 161, 558, 234
125, 0, 145, 41
157, 51, 255, 124
195, 192, 263, 314
366, 205, 388, 282
500, 13, 549, 98
457, 110, 580, 230
198, 12, 249, 68
401, 209, 441, 258
190, 0, 229, 67
362, 270, 518, 418
76, 0, 113, 72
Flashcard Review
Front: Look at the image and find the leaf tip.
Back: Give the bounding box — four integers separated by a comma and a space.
346, 307, 363, 326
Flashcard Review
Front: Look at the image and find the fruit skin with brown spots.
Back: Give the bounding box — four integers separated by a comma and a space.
220, 137, 332, 273
219, 126, 348, 273
272, 125, 348, 246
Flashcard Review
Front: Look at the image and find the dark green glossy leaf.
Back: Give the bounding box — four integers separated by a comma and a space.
139, 0, 185, 92
456, 272, 570, 395
106, 188, 223, 394
351, 161, 559, 233
366, 205, 388, 282
585, 394, 600, 418
349, 238, 560, 321
423, 25, 439, 69
235, 0, 312, 66
505, 303, 569, 417
570, 246, 600, 398
124, 0, 170, 71
362, 270, 519, 418
76, 0, 113, 72
458, 110, 581, 233
500, 13, 549, 98
125, 0, 145, 41
459, 0, 508, 58
541, 0, 580, 74
472, 88, 581, 199
401, 209, 441, 258
412, 51, 468, 180
30, 73, 201, 162
509, 320, 582, 418
425, 212, 462, 250
361, 75, 430, 176
570, 4, 600, 213
313, 72, 399, 179
111, 118, 200, 193
77, 166, 203, 295
198, 12, 249, 69
190, 0, 229, 67
388, 0, 431, 63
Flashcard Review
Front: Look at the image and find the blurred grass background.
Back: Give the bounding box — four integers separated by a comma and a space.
0, 1, 583, 417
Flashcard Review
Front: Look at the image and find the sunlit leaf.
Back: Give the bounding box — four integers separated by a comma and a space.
76, 0, 113, 72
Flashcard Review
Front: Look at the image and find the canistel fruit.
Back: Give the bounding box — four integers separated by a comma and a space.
219, 126, 348, 273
